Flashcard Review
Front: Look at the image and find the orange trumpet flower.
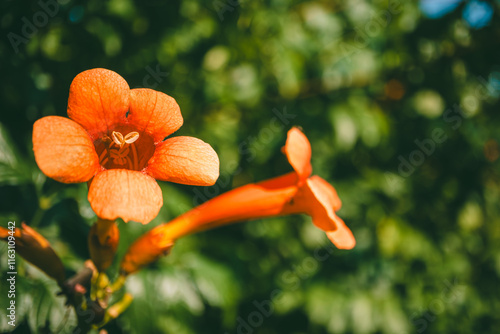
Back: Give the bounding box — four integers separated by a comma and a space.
120, 127, 355, 275
33, 68, 219, 224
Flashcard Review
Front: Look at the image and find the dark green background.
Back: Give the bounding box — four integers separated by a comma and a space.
1, 0, 499, 333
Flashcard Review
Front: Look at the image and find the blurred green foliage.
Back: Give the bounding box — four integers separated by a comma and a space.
1, 0, 500, 333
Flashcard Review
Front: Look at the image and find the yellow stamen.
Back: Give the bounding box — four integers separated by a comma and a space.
99, 131, 141, 169
111, 131, 124, 147
124, 132, 139, 144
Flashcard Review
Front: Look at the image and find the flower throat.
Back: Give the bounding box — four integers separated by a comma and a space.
94, 125, 155, 171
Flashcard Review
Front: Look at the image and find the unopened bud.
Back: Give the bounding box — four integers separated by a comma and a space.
0, 223, 65, 284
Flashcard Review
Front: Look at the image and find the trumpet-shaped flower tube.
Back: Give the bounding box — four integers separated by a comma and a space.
120, 127, 355, 275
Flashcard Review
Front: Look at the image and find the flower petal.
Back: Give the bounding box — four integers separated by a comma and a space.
128, 89, 183, 143
305, 177, 355, 248
303, 177, 340, 231
326, 216, 356, 250
308, 175, 342, 211
283, 127, 312, 183
282, 176, 355, 248
33, 116, 100, 183
88, 170, 163, 224
147, 136, 219, 186
67, 68, 129, 139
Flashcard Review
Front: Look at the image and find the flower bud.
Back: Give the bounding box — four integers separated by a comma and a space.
0, 223, 65, 284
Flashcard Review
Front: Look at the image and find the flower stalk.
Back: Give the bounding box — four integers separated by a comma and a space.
88, 218, 119, 272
